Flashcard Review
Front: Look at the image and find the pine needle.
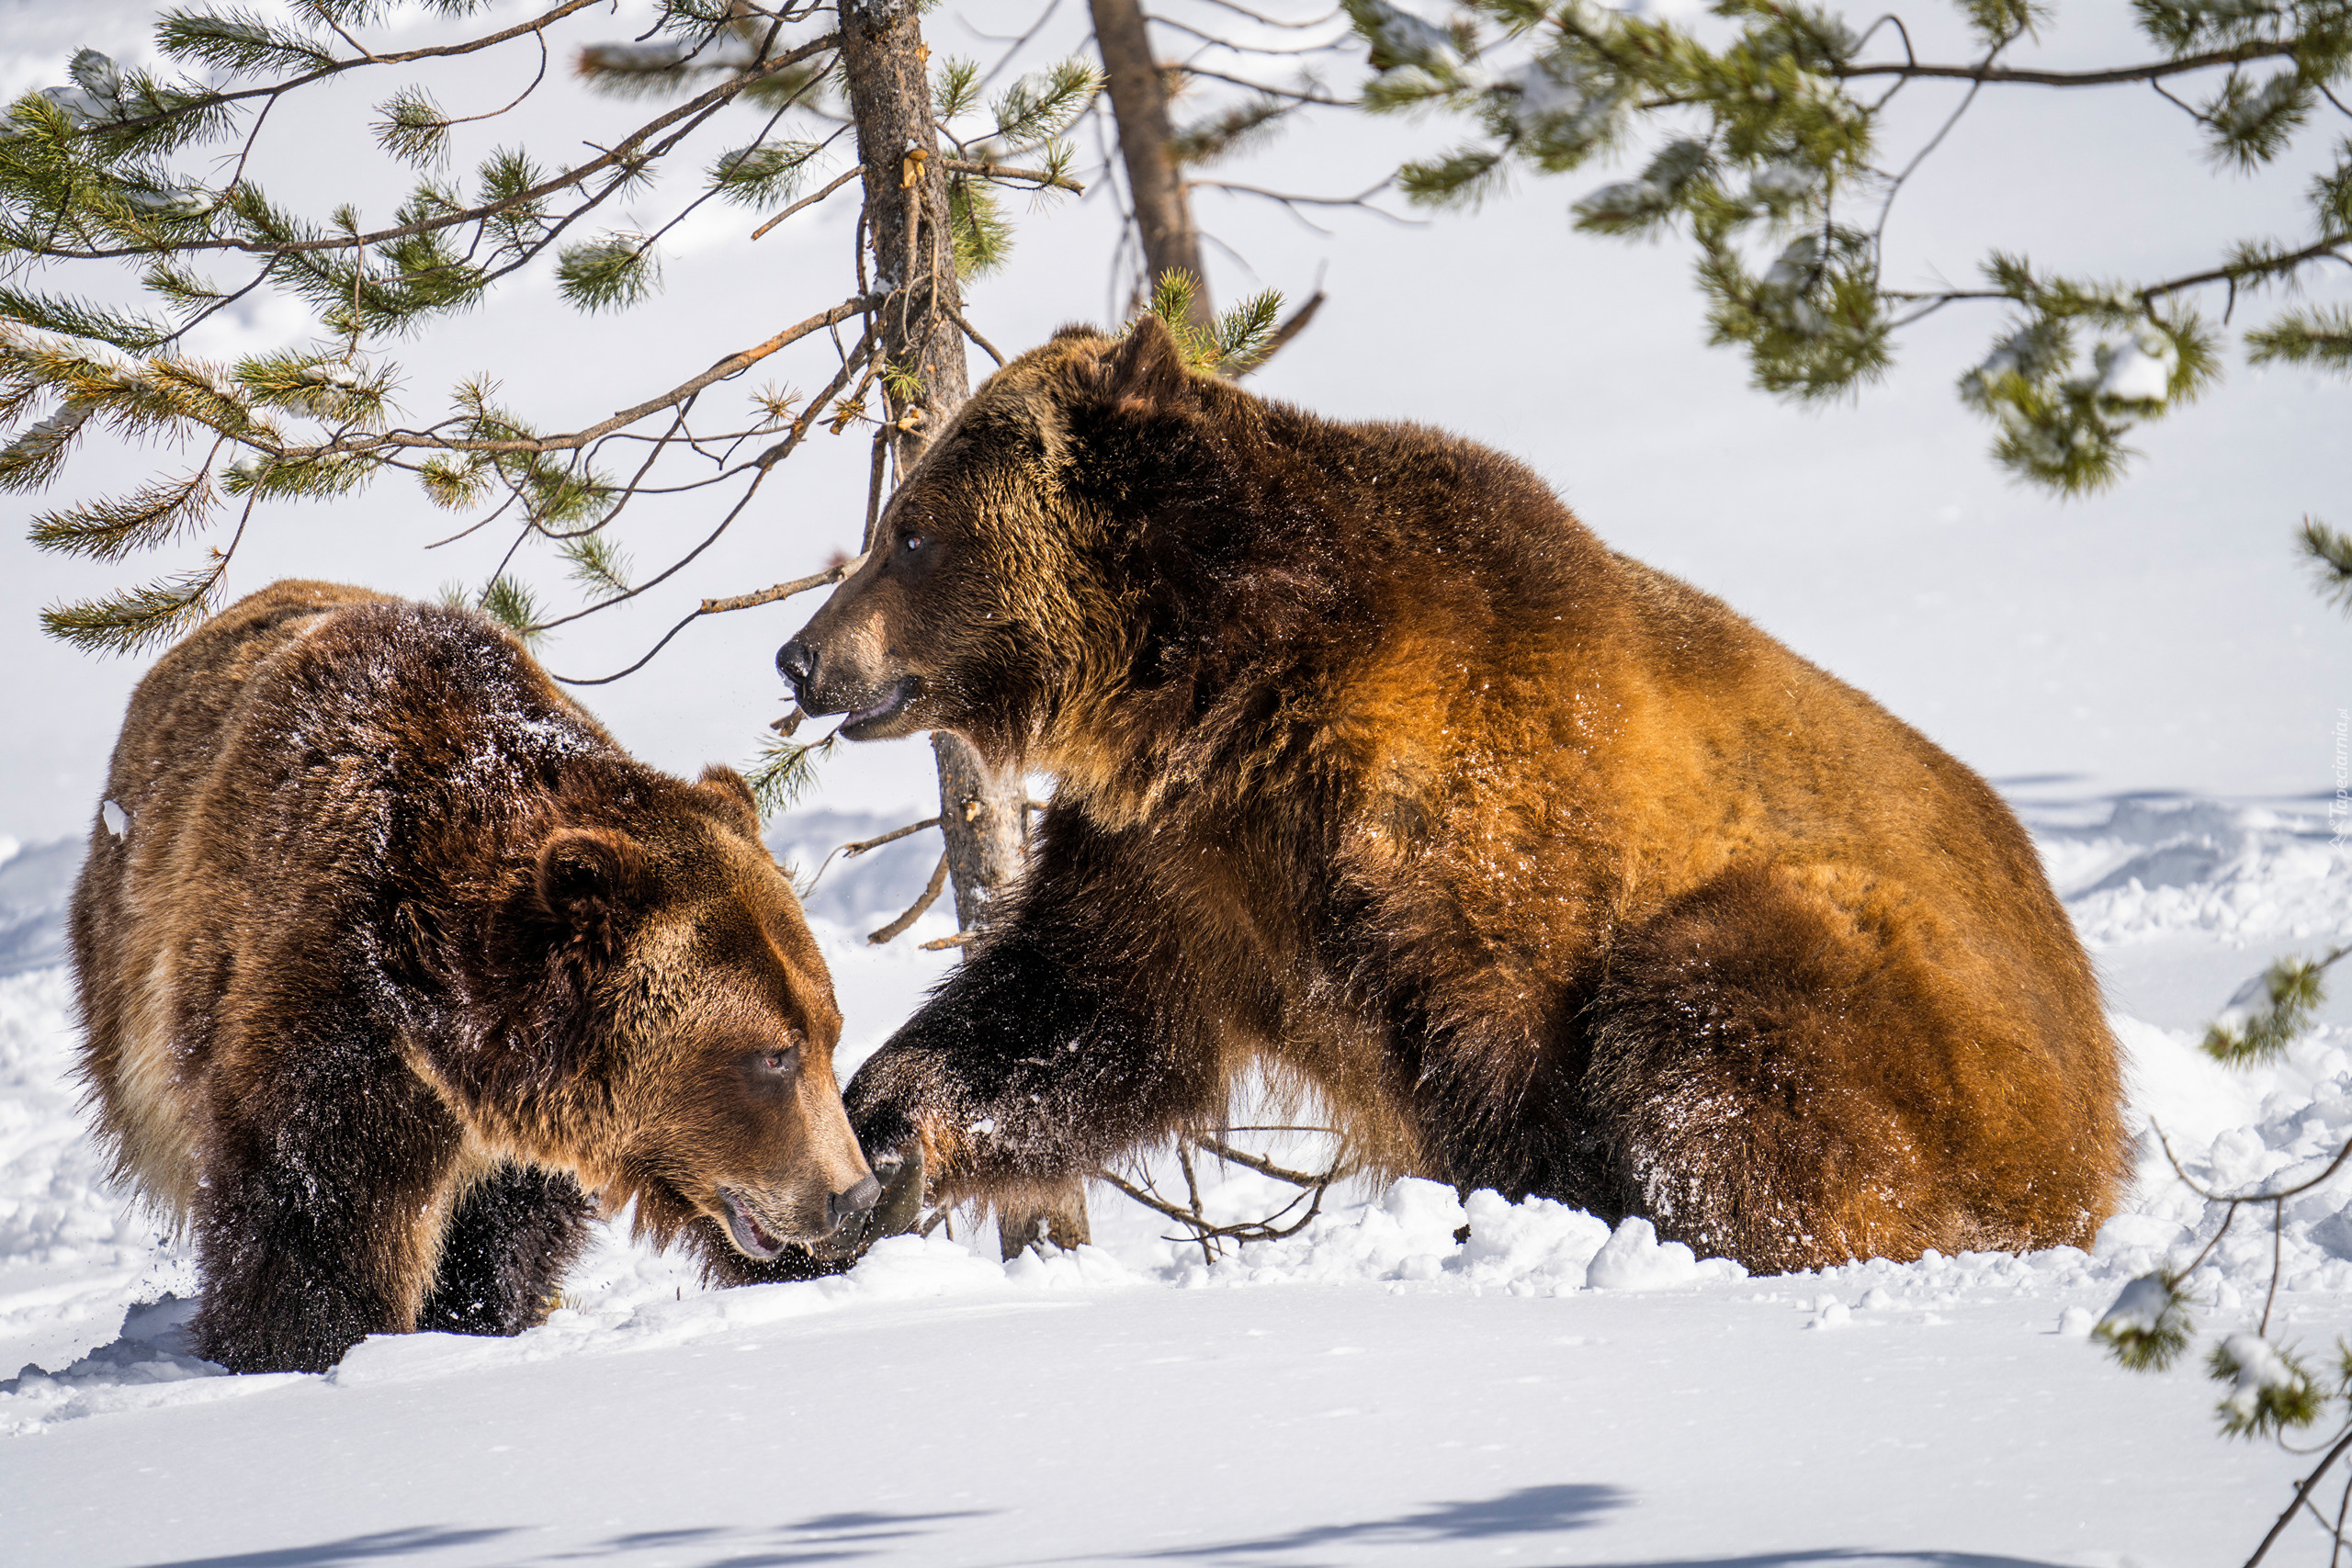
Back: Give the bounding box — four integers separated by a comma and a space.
40, 565, 222, 656
474, 574, 546, 645
2298, 518, 2352, 613
745, 732, 833, 819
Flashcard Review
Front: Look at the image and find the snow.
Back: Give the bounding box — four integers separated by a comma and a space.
2100, 334, 2177, 405
0, 792, 2346, 1562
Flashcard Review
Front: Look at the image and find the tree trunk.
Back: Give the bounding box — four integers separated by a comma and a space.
931, 731, 1023, 934
835, 0, 1028, 949
837, 0, 1087, 1249
1090, 0, 1214, 330
837, 0, 970, 458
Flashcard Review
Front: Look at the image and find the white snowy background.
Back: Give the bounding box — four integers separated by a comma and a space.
0, 0, 2347, 1562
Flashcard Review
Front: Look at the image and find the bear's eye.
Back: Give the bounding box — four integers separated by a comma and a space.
755, 1043, 801, 1077
901, 533, 925, 553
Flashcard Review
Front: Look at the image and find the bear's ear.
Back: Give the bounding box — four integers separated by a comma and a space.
695, 765, 762, 833
1100, 314, 1194, 412
533, 828, 650, 944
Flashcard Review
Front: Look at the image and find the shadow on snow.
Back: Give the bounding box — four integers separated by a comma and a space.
1123, 1483, 1626, 1561
1108, 1486, 2076, 1568
134, 1510, 994, 1568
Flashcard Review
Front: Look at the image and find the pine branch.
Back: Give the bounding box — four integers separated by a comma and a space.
40, 562, 225, 654
110, 1, 610, 138
13, 32, 841, 263
746, 730, 832, 819
2299, 517, 2352, 611
29, 471, 216, 560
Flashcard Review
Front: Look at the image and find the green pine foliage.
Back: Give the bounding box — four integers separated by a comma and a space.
372, 85, 453, 170
559, 531, 633, 602
1170, 96, 1294, 168
4, 2, 1091, 663
28, 471, 215, 561
949, 177, 1016, 278
2210, 1335, 2324, 1439
744, 732, 833, 820
2248, 303, 2352, 371
1143, 272, 1286, 376
40, 563, 225, 655
707, 140, 822, 207
2300, 517, 2352, 610
555, 234, 660, 313
2204, 951, 2344, 1063
2093, 1271, 2194, 1371
474, 572, 545, 645
1354, 0, 2352, 494
934, 57, 1098, 279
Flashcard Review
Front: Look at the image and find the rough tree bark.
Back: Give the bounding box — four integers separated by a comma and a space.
836, 0, 1089, 1253
1090, 0, 1214, 331
836, 0, 1029, 945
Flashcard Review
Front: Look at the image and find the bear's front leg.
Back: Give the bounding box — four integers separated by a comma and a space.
415, 1164, 596, 1336
192, 1071, 462, 1374
845, 908, 1222, 1213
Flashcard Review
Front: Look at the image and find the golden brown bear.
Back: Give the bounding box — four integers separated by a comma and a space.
777, 318, 2127, 1275
73, 581, 876, 1372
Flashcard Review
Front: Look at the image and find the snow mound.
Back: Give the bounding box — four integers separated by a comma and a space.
2029, 795, 2346, 947
1169, 1179, 1744, 1295
1586, 1215, 1744, 1292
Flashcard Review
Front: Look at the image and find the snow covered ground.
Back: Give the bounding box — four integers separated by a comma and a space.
0, 794, 2346, 1566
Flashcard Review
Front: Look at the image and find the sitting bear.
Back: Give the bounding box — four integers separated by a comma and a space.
776, 318, 2128, 1275
73, 581, 878, 1373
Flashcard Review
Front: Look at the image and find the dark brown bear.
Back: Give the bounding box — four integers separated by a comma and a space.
73, 581, 878, 1373
777, 318, 2128, 1275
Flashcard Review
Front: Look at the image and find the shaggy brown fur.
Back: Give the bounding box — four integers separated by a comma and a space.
73, 581, 876, 1373
778, 318, 2128, 1275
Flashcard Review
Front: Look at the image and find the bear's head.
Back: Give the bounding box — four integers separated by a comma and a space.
776, 315, 1288, 790
465, 767, 876, 1262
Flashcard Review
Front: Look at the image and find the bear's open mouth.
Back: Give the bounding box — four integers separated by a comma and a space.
840, 678, 916, 738
716, 1186, 790, 1260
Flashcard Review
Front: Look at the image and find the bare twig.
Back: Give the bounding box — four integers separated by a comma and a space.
2249, 1427, 2352, 1568
918, 931, 978, 951
1172, 64, 1352, 107
752, 165, 865, 240
1835, 39, 2304, 88
699, 552, 866, 615
1195, 1134, 1354, 1190
941, 158, 1086, 192
845, 816, 943, 857
869, 853, 950, 944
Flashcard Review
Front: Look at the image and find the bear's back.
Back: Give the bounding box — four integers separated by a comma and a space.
69, 582, 620, 1216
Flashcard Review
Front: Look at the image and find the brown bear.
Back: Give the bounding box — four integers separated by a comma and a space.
776, 317, 2129, 1275
72, 581, 879, 1373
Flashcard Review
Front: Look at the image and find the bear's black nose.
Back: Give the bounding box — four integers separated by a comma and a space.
827, 1173, 882, 1234
775, 638, 818, 695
